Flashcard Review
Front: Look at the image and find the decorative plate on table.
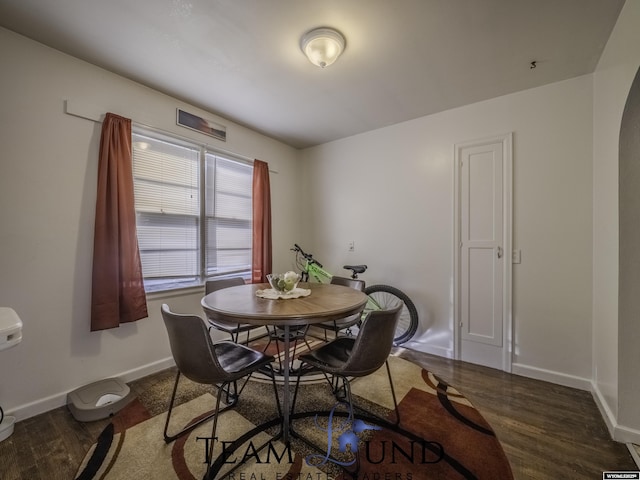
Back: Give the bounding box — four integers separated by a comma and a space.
255, 287, 311, 299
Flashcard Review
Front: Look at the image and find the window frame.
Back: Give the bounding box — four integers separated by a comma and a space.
131, 125, 253, 293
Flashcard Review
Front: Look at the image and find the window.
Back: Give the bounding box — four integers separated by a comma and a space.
132, 128, 252, 292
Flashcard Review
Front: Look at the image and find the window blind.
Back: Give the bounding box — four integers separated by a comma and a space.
132, 129, 252, 291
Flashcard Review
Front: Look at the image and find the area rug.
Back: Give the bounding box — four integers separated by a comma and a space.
74, 355, 513, 480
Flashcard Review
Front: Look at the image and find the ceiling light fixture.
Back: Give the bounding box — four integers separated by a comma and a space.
300, 27, 345, 68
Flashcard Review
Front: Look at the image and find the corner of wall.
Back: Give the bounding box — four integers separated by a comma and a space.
593, 379, 640, 445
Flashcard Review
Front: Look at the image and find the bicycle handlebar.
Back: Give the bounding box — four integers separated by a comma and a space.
292, 244, 323, 268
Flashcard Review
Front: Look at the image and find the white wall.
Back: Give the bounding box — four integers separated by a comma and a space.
0, 28, 301, 420
592, 0, 640, 442
300, 75, 594, 386
3, 2, 640, 439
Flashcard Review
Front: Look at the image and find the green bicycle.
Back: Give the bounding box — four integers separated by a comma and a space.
291, 244, 419, 345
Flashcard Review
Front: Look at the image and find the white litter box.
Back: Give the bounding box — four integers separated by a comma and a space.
67, 377, 135, 422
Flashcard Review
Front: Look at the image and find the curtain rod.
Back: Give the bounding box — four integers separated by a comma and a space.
64, 100, 278, 173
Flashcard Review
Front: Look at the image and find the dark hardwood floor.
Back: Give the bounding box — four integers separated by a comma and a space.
398, 348, 636, 479
0, 348, 635, 479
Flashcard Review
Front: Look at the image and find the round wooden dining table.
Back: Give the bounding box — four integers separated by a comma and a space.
201, 281, 367, 443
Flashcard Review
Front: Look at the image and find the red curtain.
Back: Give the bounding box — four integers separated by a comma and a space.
91, 113, 148, 331
252, 160, 272, 283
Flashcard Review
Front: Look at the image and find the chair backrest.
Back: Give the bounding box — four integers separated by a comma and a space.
326, 276, 366, 329
161, 304, 226, 384
339, 304, 402, 377
204, 277, 248, 329
330, 276, 365, 292
205, 276, 245, 295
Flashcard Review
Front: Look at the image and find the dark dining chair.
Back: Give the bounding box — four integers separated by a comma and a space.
314, 276, 366, 340
204, 277, 262, 344
292, 304, 402, 425
160, 303, 280, 470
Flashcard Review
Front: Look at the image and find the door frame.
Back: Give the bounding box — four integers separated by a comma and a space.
453, 132, 513, 372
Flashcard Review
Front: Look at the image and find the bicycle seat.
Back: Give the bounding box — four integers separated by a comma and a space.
343, 264, 368, 275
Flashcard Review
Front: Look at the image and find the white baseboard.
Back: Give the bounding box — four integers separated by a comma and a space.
401, 340, 453, 359
511, 362, 592, 391
591, 380, 640, 444
591, 381, 618, 439
506, 363, 640, 446
587, 378, 640, 445
511, 366, 640, 446
615, 424, 640, 445
11, 356, 176, 422
627, 443, 640, 469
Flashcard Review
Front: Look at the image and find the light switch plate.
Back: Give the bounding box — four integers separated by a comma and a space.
512, 249, 521, 264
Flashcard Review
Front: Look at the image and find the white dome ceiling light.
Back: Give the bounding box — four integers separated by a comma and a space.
300, 27, 345, 68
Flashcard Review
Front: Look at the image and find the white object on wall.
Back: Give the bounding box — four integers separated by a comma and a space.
0, 307, 22, 352
0, 307, 23, 442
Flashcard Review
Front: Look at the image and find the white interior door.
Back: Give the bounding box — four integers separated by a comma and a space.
454, 134, 512, 371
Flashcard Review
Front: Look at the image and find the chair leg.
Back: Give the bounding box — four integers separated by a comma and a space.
292, 361, 320, 415
291, 331, 312, 371
164, 370, 225, 443
163, 370, 183, 443
205, 381, 227, 476
260, 332, 271, 353
230, 329, 251, 346
234, 367, 263, 399
301, 335, 314, 354
292, 361, 334, 409
272, 329, 284, 373
290, 336, 299, 371
163, 370, 238, 444
207, 324, 236, 344
334, 361, 400, 427
344, 377, 362, 475
325, 361, 400, 425
323, 371, 338, 394
331, 375, 347, 402
337, 375, 362, 473
222, 380, 238, 404
267, 363, 282, 418
331, 375, 339, 394
342, 375, 356, 425
385, 360, 400, 425
294, 327, 314, 371
291, 364, 304, 416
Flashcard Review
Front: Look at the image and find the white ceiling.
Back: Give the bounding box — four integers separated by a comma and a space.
0, 0, 625, 149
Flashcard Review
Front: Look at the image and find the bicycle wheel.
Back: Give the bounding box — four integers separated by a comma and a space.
364, 284, 418, 345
